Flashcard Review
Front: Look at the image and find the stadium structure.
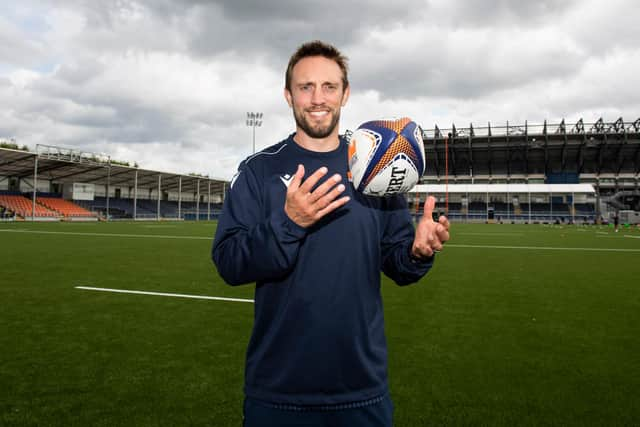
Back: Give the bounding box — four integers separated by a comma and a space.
0, 144, 226, 221
413, 117, 640, 224
1, 116, 639, 224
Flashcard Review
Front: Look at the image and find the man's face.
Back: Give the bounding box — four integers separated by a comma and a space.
285, 55, 350, 139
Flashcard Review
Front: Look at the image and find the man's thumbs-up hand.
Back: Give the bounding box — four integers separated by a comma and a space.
411, 196, 450, 260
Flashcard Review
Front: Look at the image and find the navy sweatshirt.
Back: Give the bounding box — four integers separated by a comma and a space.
212, 134, 433, 406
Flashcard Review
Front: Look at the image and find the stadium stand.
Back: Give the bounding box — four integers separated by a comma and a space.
411, 117, 640, 223
76, 198, 147, 219
0, 144, 227, 221
37, 196, 97, 219
72, 198, 223, 220
0, 194, 58, 219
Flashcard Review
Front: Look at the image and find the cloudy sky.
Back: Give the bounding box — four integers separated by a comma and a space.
1, 0, 639, 180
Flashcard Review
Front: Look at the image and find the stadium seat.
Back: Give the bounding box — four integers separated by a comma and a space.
37, 197, 97, 218
0, 195, 59, 218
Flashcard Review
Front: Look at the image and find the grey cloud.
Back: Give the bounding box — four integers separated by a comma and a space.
51, 0, 417, 61
44, 1, 589, 102
53, 60, 105, 86
0, 18, 47, 68
350, 32, 587, 100
178, 0, 419, 66
13, 79, 254, 152
438, 0, 578, 28
10, 86, 183, 145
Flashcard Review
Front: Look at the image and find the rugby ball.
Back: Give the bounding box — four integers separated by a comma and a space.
348, 117, 425, 197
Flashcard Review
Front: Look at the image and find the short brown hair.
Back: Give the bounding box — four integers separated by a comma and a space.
285, 40, 349, 92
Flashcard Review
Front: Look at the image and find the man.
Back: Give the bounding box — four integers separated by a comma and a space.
212, 40, 449, 427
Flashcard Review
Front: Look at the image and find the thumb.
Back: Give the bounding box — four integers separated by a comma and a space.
423, 196, 436, 221
288, 164, 304, 192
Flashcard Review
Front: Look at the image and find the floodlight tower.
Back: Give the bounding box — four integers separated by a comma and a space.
246, 112, 263, 154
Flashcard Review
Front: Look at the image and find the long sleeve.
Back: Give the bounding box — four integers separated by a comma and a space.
211, 162, 307, 286
380, 195, 433, 286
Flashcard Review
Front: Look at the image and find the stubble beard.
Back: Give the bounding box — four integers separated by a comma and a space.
294, 107, 341, 139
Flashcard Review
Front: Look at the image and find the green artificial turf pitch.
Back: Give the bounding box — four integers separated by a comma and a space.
1, 221, 639, 426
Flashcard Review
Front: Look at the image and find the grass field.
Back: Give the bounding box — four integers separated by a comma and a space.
1, 221, 639, 426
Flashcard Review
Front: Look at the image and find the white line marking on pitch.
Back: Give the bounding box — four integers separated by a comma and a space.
75, 286, 253, 303
446, 244, 640, 252
0, 229, 210, 240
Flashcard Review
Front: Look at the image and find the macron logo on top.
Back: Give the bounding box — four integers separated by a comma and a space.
280, 173, 294, 188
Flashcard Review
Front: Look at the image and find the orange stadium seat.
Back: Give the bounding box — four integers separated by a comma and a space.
0, 195, 59, 218
37, 197, 97, 218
